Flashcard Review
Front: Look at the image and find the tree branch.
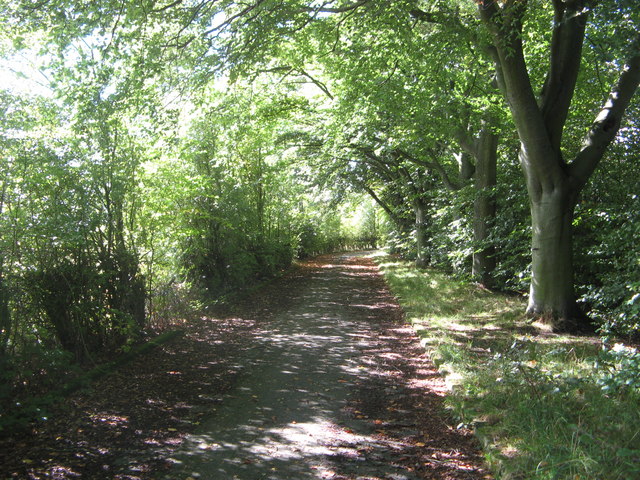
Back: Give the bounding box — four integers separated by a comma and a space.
476, 0, 501, 27
204, 0, 267, 37
297, 68, 334, 99
397, 149, 462, 191
485, 45, 507, 97
152, 0, 185, 13
453, 126, 477, 158
361, 184, 400, 223
539, 1, 590, 151
397, 166, 420, 197
477, 0, 563, 191
309, 0, 369, 14
355, 147, 396, 181
570, 36, 640, 188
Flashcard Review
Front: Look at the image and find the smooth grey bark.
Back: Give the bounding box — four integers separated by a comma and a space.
454, 119, 499, 286
414, 198, 429, 268
527, 185, 582, 326
471, 124, 498, 286
478, 0, 640, 330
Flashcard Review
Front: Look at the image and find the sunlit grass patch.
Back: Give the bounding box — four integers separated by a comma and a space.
375, 254, 640, 480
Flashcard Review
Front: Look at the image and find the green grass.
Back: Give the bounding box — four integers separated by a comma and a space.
374, 253, 640, 480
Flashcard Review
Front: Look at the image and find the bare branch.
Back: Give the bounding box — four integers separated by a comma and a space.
308, 0, 369, 14
397, 149, 462, 191
539, 1, 589, 151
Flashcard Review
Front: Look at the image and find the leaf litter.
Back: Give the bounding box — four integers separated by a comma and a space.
0, 253, 490, 479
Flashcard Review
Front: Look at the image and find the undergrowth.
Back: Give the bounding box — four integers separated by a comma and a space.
374, 253, 640, 480
0, 330, 183, 434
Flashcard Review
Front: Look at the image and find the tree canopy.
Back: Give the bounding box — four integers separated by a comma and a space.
1, 0, 639, 420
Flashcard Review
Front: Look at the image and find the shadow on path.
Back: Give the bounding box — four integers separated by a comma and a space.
0, 252, 488, 480
163, 253, 488, 480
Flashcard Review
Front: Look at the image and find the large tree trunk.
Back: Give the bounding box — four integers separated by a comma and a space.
477, 0, 640, 332
472, 124, 497, 286
526, 181, 583, 330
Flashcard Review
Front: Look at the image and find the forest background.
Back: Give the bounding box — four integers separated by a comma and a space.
0, 0, 639, 433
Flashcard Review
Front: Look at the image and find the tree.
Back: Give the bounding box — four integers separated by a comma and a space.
476, 0, 640, 330
5, 0, 639, 336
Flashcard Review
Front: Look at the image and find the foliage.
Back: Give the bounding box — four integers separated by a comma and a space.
1, 0, 639, 461
574, 106, 640, 337
8, 0, 637, 331
595, 343, 640, 394
490, 151, 531, 292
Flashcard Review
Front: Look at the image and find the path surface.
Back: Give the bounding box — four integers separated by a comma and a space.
0, 253, 490, 480
167, 253, 488, 480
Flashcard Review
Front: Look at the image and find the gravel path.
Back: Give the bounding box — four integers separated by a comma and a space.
165, 253, 489, 480
0, 252, 490, 480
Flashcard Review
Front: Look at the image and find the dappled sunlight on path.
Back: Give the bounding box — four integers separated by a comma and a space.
0, 253, 489, 480
163, 253, 488, 480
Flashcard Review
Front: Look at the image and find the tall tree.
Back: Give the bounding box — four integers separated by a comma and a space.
476, 0, 640, 330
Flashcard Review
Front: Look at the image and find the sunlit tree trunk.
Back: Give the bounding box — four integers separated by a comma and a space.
478, 0, 640, 331
472, 124, 498, 286
526, 174, 583, 328
414, 199, 429, 268
453, 120, 499, 286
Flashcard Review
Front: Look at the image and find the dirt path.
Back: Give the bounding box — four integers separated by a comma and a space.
1, 253, 490, 480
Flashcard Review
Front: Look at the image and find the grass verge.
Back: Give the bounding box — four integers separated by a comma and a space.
374, 253, 640, 480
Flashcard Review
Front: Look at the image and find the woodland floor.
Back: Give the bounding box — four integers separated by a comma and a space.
0, 252, 491, 480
